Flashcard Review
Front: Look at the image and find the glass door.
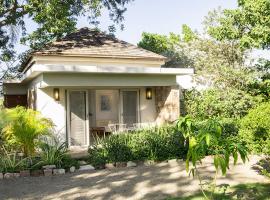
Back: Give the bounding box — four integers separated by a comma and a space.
121, 90, 139, 127
68, 90, 88, 146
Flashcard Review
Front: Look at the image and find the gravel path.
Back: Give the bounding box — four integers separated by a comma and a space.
0, 155, 268, 200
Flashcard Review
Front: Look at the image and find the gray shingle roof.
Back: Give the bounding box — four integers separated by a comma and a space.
33, 28, 166, 60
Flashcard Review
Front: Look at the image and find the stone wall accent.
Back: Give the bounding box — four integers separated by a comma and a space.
155, 86, 180, 125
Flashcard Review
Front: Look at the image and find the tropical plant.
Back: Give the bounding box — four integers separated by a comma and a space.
178, 116, 248, 200
2, 107, 53, 156
38, 137, 69, 168
0, 146, 30, 173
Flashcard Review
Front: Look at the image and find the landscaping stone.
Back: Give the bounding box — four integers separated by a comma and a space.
4, 173, 13, 179
13, 173, 20, 178
31, 170, 44, 177
53, 169, 65, 175
144, 160, 156, 166
70, 166, 76, 173
42, 165, 56, 170
105, 163, 115, 169
127, 161, 137, 167
0, 173, 3, 179
20, 170, 30, 177
44, 169, 53, 176
79, 165, 95, 171
78, 161, 87, 165
115, 162, 127, 168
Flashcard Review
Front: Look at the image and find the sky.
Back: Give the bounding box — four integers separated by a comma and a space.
19, 0, 237, 51
18, 0, 269, 59
77, 0, 238, 44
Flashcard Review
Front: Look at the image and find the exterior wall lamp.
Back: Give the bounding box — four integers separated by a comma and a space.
146, 88, 152, 100
53, 88, 60, 101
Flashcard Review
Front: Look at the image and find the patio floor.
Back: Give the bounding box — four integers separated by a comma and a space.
0, 155, 268, 200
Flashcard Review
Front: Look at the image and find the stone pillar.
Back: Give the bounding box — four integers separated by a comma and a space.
155, 86, 180, 125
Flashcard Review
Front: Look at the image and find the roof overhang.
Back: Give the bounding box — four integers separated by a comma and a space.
15, 64, 194, 83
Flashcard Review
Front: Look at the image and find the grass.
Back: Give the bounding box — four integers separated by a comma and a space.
167, 183, 270, 200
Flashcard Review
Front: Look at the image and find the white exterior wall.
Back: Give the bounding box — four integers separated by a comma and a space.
35, 86, 66, 142
139, 87, 157, 123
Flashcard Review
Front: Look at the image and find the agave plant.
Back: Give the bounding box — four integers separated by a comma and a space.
2, 107, 54, 156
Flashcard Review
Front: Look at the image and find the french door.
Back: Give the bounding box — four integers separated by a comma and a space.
67, 90, 89, 146
120, 90, 140, 127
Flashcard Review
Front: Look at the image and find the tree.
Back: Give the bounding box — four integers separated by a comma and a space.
207, 0, 270, 49
0, 0, 134, 91
178, 116, 248, 200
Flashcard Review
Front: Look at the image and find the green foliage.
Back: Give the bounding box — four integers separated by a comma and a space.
38, 137, 69, 168
0, 147, 30, 173
88, 126, 186, 168
177, 116, 248, 200
185, 88, 261, 120
239, 102, 270, 154
0, 0, 133, 52
207, 0, 270, 49
1, 107, 53, 156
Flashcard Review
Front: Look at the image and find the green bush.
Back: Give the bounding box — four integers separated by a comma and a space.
2, 107, 54, 156
0, 147, 31, 173
37, 137, 69, 168
239, 102, 270, 154
88, 126, 186, 167
185, 88, 261, 119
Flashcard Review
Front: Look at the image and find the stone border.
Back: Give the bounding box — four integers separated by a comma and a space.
0, 159, 183, 180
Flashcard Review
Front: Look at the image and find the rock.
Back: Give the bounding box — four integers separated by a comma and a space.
70, 166, 76, 173
79, 165, 95, 171
4, 173, 13, 179
127, 161, 137, 167
42, 165, 56, 170
44, 169, 53, 176
115, 162, 127, 168
0, 173, 3, 179
105, 163, 115, 169
144, 160, 156, 166
53, 169, 65, 175
13, 173, 20, 178
78, 160, 87, 165
31, 170, 44, 177
20, 170, 30, 177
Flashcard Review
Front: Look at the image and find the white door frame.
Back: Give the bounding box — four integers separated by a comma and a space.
119, 89, 140, 125
67, 89, 89, 147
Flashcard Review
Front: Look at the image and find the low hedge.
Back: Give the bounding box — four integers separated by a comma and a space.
88, 125, 187, 168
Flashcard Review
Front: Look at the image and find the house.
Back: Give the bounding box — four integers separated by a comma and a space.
3, 28, 194, 147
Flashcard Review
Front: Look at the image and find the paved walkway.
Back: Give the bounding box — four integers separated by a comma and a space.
0, 155, 268, 200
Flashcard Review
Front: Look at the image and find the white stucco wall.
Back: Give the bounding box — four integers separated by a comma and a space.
139, 87, 157, 123
35, 87, 66, 142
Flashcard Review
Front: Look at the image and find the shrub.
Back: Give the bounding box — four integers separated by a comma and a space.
37, 137, 69, 168
88, 126, 186, 167
185, 88, 261, 120
0, 147, 30, 173
2, 107, 54, 156
239, 102, 270, 154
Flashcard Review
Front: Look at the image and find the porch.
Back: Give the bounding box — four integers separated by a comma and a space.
65, 86, 179, 147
